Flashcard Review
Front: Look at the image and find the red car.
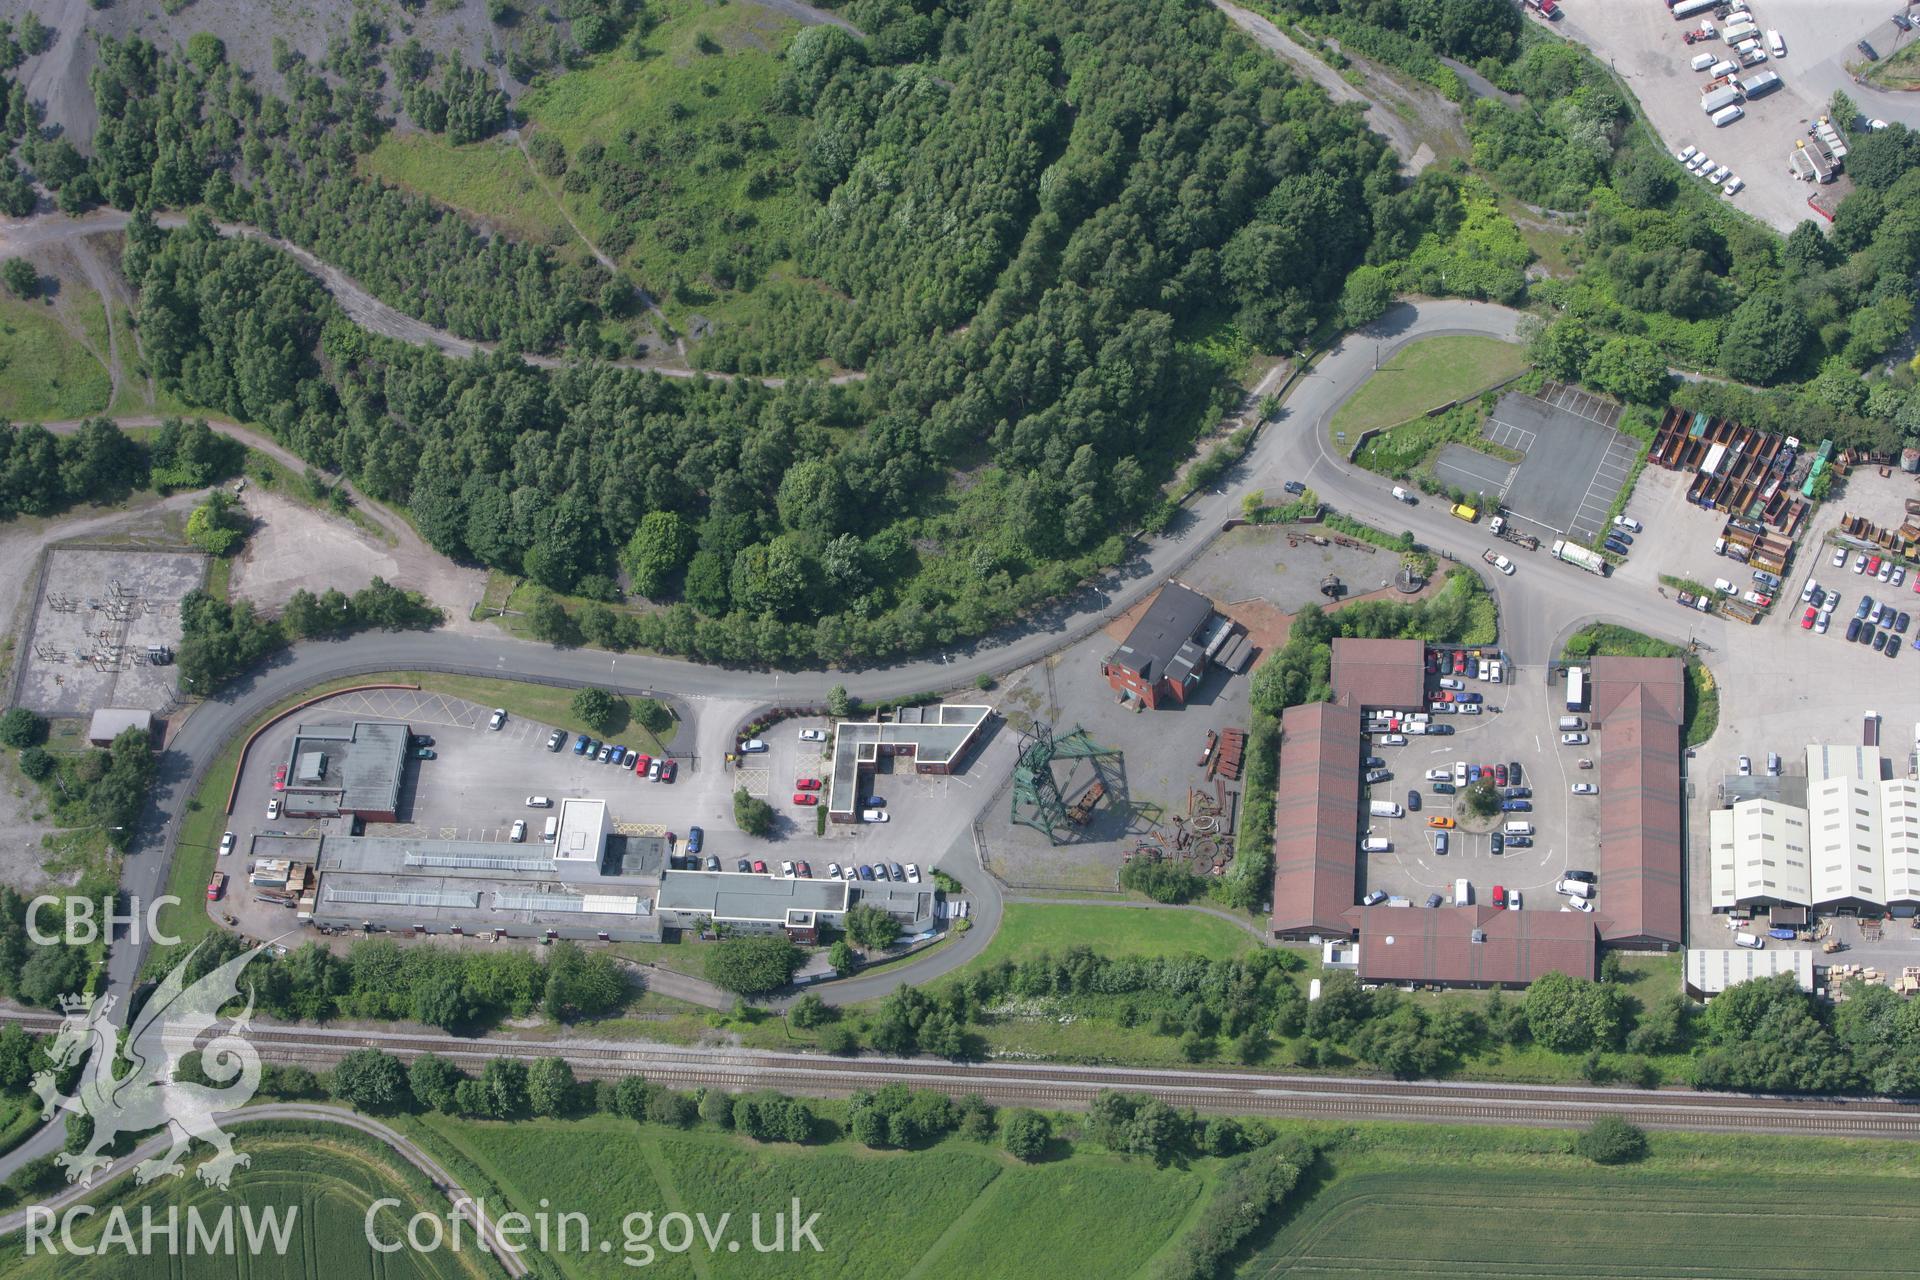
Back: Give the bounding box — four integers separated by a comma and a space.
793, 793, 818, 806
206, 873, 227, 902
659, 759, 676, 783
1868, 556, 1883, 576
631, 753, 651, 775
1452, 652, 1466, 675
273, 765, 287, 791
1492, 884, 1507, 908
1494, 764, 1508, 785
1425, 650, 1439, 673
795, 777, 821, 791
1802, 606, 1817, 629
796, 861, 812, 878
752, 860, 767, 874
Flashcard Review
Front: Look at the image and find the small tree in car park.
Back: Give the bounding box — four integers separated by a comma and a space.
1464, 780, 1501, 818
734, 788, 775, 837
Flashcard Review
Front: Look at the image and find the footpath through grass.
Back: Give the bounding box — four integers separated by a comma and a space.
1328, 334, 1528, 446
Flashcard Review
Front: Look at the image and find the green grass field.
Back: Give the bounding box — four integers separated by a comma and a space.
0, 292, 113, 420
1329, 335, 1528, 445
1241, 1123, 1920, 1280
361, 134, 576, 251
0, 1129, 502, 1279
410, 1114, 1214, 1280
971, 903, 1258, 968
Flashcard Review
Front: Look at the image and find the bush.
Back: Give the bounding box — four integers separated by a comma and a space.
1001, 1109, 1050, 1161
632, 697, 673, 735
1119, 858, 1207, 904
703, 937, 801, 998
1, 259, 35, 299
570, 686, 623, 734
733, 788, 775, 837
0, 709, 46, 749
1573, 1115, 1648, 1165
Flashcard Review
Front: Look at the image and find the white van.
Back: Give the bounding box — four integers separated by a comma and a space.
1505, 821, 1535, 837
1556, 877, 1594, 898
1557, 716, 1585, 731
1369, 801, 1404, 819
1452, 878, 1472, 907
1690, 51, 1715, 71
1708, 58, 1738, 78
542, 816, 559, 843
1713, 577, 1735, 594
1735, 931, 1765, 950
1712, 104, 1744, 128
1766, 29, 1784, 57
1361, 838, 1392, 853
1722, 20, 1759, 43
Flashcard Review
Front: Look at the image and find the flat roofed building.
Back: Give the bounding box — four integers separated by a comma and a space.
1343, 904, 1597, 987
1591, 657, 1686, 948
825, 704, 990, 822
1685, 946, 1815, 998
281, 721, 410, 823
554, 798, 610, 864
1709, 799, 1812, 910
1102, 582, 1218, 709
1884, 779, 1920, 908
86, 707, 153, 747
657, 871, 852, 943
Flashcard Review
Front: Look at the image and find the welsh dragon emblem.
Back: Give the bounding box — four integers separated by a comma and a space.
32, 942, 266, 1190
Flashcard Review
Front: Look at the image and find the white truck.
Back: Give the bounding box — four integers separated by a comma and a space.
1551, 540, 1609, 576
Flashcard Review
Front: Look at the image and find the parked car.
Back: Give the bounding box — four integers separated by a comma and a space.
489, 708, 507, 730
1504, 786, 1530, 799
631, 753, 651, 775
1561, 733, 1588, 746
797, 862, 812, 878
799, 728, 829, 742
546, 729, 565, 751
1556, 877, 1595, 898
889, 862, 906, 881
866, 796, 886, 807
1425, 893, 1445, 908
1572, 783, 1597, 795
1613, 516, 1642, 533
1490, 833, 1503, 854
687, 825, 704, 854
609, 745, 626, 766
1767, 752, 1781, 776
1494, 764, 1508, 785
1848, 618, 1864, 643
1738, 755, 1751, 775
1833, 546, 1848, 568
1362, 889, 1389, 906
872, 864, 891, 881
795, 777, 822, 791
510, 820, 526, 843
273, 764, 287, 791
648, 758, 663, 780
1433, 832, 1449, 854
793, 793, 818, 805
596, 744, 612, 763
752, 860, 767, 874
1406, 790, 1422, 812
219, 831, 235, 856
858, 865, 876, 881
207, 874, 227, 902
1491, 885, 1507, 908
573, 734, 590, 754
1875, 631, 1890, 652
1500, 800, 1532, 812
1432, 782, 1456, 795
266, 798, 280, 820
863, 809, 890, 823
1504, 835, 1532, 848
660, 759, 677, 783
780, 861, 795, 877
1565, 869, 1597, 884
1509, 761, 1522, 785
414, 747, 436, 760
1561, 898, 1594, 914
739, 739, 769, 753
1801, 606, 1817, 630
737, 858, 752, 873
705, 856, 720, 872
906, 864, 921, 883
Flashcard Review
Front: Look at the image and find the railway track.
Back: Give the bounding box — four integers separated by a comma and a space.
10, 1009, 1917, 1139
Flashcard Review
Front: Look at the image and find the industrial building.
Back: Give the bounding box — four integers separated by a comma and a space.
280, 720, 411, 823
1710, 745, 1920, 915
1101, 582, 1249, 709
86, 707, 154, 747
1685, 946, 1816, 998
308, 798, 667, 941
1266, 643, 1687, 979
826, 703, 992, 823
655, 872, 933, 943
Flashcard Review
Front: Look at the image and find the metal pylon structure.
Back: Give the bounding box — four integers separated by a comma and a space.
1011, 721, 1122, 844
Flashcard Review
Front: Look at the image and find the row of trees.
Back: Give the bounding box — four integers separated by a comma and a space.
177, 576, 441, 691
172, 934, 629, 1030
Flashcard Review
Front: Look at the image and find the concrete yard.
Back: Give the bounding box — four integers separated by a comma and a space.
1488, 386, 1637, 548
1357, 653, 1601, 915
11, 546, 203, 718
1556, 0, 1910, 235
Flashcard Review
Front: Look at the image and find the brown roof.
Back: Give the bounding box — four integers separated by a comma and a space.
1592, 657, 1686, 947
1270, 700, 1362, 936
1330, 637, 1427, 710
1343, 904, 1598, 985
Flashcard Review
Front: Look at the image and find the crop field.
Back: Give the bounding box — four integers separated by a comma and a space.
1328, 335, 1528, 444
414, 1115, 1215, 1279
1241, 1125, 1920, 1280
0, 1130, 499, 1279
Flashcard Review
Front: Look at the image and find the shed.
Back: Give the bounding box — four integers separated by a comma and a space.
86, 708, 154, 748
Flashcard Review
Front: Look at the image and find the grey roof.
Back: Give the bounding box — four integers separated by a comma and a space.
1108, 582, 1215, 685
1722, 775, 1808, 808
852, 879, 935, 923
320, 832, 655, 888
657, 870, 849, 922
826, 704, 991, 816
87, 707, 153, 742
284, 721, 408, 816
313, 870, 658, 938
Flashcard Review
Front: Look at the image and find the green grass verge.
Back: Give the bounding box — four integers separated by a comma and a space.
1329, 335, 1528, 445
0, 292, 113, 419
970, 902, 1258, 969
1562, 623, 1719, 748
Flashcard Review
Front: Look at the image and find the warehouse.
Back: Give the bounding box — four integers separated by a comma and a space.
280, 720, 410, 823
1709, 745, 1920, 915
1344, 904, 1598, 988
1590, 656, 1687, 949
1685, 946, 1816, 998
655, 871, 934, 943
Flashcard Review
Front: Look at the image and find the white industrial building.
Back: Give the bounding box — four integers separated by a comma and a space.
1711, 745, 1920, 915
1684, 947, 1817, 998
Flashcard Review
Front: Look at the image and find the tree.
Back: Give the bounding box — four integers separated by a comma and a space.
0, 708, 45, 749
829, 939, 858, 975
632, 698, 673, 735
622, 511, 694, 598
1582, 337, 1671, 405
542, 940, 628, 1021
1001, 1109, 1050, 1161
843, 903, 901, 950
703, 937, 801, 997
733, 788, 775, 837
1719, 291, 1813, 385
1573, 1115, 1648, 1164
329, 1049, 409, 1111
527, 1057, 576, 1117
1464, 780, 1501, 819
185, 489, 247, 555
16, 746, 50, 781
408, 1054, 464, 1113
827, 685, 852, 718
788, 992, 833, 1029
570, 686, 622, 734
1, 259, 34, 298
1339, 264, 1392, 329
15, 945, 85, 1006
1524, 971, 1628, 1054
